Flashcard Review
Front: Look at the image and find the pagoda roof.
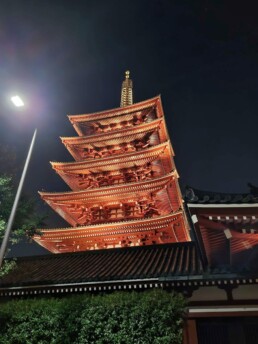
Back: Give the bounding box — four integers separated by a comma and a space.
70, 106, 158, 137
68, 95, 163, 123
33, 210, 185, 253
0, 242, 204, 296
39, 173, 176, 226
39, 172, 174, 202
33, 209, 189, 253
36, 211, 183, 234
51, 141, 171, 174
61, 117, 164, 146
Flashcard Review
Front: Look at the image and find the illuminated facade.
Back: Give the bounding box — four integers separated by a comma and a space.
33, 72, 190, 253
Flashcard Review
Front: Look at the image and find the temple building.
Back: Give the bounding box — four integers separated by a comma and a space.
1, 72, 258, 343
33, 71, 190, 253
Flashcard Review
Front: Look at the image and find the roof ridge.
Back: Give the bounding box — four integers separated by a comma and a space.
50, 141, 169, 167
4, 241, 195, 262
39, 171, 175, 197
61, 117, 163, 142
68, 95, 161, 120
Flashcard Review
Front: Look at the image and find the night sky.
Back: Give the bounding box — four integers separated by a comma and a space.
1, 0, 258, 256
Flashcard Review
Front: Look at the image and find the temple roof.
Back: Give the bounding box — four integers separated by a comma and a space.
33, 211, 185, 248
39, 173, 176, 226
62, 118, 166, 161
68, 95, 162, 123
39, 172, 174, 202
33, 211, 189, 253
83, 109, 148, 126
36, 211, 183, 233
189, 214, 258, 269
61, 118, 164, 146
185, 187, 258, 270
50, 142, 174, 192
185, 186, 258, 205
51, 141, 172, 173
0, 242, 203, 290
1, 241, 258, 299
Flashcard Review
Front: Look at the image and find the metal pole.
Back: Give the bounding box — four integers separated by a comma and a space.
0, 128, 37, 268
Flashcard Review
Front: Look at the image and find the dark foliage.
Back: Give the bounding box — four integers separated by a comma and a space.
0, 290, 186, 344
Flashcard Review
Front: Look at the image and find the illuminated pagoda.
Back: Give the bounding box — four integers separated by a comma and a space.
33, 71, 190, 253
2, 73, 258, 343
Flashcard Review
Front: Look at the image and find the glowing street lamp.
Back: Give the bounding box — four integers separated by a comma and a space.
0, 97, 37, 268
11, 95, 24, 107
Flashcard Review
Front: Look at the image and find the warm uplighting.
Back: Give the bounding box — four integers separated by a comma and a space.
11, 95, 24, 107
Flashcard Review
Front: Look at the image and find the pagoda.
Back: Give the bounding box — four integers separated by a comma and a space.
3, 73, 258, 344
33, 71, 190, 253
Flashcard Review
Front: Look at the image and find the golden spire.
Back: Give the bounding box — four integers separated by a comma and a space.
120, 70, 133, 107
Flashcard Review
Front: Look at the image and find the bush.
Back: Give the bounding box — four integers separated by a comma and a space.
0, 289, 186, 344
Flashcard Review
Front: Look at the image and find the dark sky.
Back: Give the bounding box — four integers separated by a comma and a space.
1, 0, 258, 255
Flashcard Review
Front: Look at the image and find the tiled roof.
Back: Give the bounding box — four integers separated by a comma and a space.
0, 242, 202, 288
185, 186, 258, 204
61, 118, 163, 144
68, 95, 161, 122
1, 243, 258, 299
50, 142, 170, 170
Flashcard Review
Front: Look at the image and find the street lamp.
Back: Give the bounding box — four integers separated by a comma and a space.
0, 96, 37, 268
11, 95, 25, 107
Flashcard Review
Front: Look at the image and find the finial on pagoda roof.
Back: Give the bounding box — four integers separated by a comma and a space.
120, 70, 133, 107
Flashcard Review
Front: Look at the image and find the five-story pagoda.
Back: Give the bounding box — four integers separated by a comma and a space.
33, 72, 190, 253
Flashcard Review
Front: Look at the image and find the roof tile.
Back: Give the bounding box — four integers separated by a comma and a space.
0, 243, 202, 288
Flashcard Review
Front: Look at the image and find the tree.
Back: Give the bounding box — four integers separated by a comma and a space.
0, 145, 45, 276
0, 174, 44, 242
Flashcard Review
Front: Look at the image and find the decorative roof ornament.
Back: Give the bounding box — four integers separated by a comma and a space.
120, 70, 133, 107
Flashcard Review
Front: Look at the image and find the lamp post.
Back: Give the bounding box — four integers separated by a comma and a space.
0, 96, 37, 268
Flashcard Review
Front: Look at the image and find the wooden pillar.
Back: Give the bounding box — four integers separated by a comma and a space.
183, 319, 198, 344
